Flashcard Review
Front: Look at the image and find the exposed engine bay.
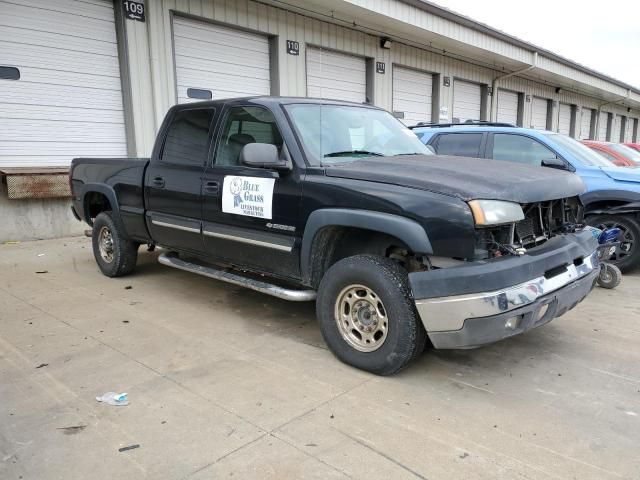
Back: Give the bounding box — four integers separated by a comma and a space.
475, 196, 583, 259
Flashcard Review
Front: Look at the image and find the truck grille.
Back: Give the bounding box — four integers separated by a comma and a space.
474, 196, 582, 259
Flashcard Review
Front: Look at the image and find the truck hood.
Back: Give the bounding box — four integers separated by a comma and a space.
324, 155, 585, 203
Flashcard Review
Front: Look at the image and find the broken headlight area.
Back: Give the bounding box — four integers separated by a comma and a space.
474, 197, 583, 259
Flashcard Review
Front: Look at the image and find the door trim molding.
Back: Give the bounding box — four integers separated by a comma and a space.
151, 219, 200, 234
203, 223, 294, 252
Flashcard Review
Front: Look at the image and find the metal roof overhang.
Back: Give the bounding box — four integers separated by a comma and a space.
267, 0, 640, 109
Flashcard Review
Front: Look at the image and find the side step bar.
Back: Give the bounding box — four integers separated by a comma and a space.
158, 252, 316, 302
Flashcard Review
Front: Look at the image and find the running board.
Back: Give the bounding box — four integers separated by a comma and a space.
158, 252, 316, 302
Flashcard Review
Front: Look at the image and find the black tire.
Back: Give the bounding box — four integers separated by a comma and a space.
316, 255, 427, 376
91, 211, 138, 277
587, 214, 640, 272
597, 263, 622, 289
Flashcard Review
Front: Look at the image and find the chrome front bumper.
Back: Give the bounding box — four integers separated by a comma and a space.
414, 250, 599, 349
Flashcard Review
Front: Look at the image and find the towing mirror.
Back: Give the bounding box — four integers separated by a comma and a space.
240, 143, 291, 170
541, 157, 566, 170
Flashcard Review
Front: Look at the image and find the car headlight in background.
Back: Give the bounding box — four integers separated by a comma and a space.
468, 200, 524, 226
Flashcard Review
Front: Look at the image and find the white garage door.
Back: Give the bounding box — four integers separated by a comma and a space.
626, 119, 636, 142
497, 90, 518, 125
597, 112, 609, 141
531, 97, 549, 130
173, 17, 271, 103
580, 108, 593, 139
558, 103, 571, 135
306, 48, 366, 103
453, 80, 481, 123
0, 0, 127, 167
611, 115, 622, 143
392, 66, 432, 126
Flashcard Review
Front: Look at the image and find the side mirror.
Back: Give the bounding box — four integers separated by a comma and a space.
240, 143, 290, 170
541, 157, 566, 170
425, 144, 436, 155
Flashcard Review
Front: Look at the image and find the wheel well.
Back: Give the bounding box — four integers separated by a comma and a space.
308, 226, 423, 288
584, 200, 635, 216
84, 192, 112, 223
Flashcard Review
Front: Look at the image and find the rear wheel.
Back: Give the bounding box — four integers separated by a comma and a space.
587, 214, 640, 272
92, 212, 138, 277
316, 255, 427, 375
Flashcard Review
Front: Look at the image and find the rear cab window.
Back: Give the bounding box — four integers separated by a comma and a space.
161, 108, 216, 165
432, 133, 483, 157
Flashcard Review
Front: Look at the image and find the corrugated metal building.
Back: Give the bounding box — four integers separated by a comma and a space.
1, 0, 640, 240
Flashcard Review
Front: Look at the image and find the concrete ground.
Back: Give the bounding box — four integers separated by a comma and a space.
1, 237, 639, 480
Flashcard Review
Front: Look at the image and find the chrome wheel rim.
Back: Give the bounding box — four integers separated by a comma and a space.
98, 226, 114, 263
594, 220, 635, 262
334, 284, 388, 352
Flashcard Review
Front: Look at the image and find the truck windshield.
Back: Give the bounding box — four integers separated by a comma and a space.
285, 104, 431, 165
543, 133, 614, 167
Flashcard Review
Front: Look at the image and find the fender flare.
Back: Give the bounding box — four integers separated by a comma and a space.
581, 190, 640, 216
81, 183, 120, 225
300, 208, 433, 281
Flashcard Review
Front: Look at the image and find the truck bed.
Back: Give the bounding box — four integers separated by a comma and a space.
70, 157, 150, 242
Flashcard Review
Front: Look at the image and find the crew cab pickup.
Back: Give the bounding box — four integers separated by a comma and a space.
70, 97, 599, 375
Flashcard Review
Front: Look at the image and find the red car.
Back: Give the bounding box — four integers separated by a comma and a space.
625, 143, 640, 152
582, 140, 640, 167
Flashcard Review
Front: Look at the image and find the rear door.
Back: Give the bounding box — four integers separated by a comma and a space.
201, 105, 303, 278
145, 107, 217, 252
430, 132, 486, 158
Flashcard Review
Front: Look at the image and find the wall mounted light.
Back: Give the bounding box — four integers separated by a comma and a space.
380, 37, 392, 49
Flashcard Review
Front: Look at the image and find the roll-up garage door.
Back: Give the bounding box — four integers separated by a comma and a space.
306, 48, 366, 103
558, 103, 571, 135
173, 17, 271, 103
597, 112, 609, 141
531, 97, 549, 130
626, 119, 636, 142
452, 80, 481, 123
497, 90, 518, 125
580, 108, 593, 139
611, 115, 622, 142
392, 66, 432, 126
0, 0, 127, 167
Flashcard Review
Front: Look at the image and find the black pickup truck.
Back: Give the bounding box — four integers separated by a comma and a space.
70, 97, 599, 375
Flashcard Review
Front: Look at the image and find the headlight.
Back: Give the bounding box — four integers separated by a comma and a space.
468, 200, 524, 226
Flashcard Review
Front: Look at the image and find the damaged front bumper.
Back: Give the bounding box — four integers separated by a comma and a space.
410, 230, 599, 349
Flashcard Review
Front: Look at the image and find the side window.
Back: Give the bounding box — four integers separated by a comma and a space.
161, 109, 215, 165
215, 106, 283, 167
433, 133, 483, 157
492, 134, 556, 166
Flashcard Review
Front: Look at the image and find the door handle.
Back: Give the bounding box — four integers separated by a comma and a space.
152, 176, 165, 188
203, 181, 219, 194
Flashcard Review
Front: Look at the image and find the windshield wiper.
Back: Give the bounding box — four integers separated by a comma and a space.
324, 150, 384, 158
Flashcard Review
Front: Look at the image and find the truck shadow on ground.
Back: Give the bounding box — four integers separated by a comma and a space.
130, 250, 590, 378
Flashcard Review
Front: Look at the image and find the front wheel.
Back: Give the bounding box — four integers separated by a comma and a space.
587, 214, 640, 272
316, 255, 427, 375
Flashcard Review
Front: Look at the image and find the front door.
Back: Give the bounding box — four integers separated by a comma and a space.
145, 107, 217, 253
201, 105, 303, 279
